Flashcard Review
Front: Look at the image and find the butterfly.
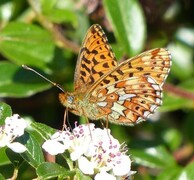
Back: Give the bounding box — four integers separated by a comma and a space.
59, 24, 171, 126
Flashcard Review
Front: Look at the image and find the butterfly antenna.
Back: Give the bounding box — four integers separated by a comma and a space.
22, 65, 65, 93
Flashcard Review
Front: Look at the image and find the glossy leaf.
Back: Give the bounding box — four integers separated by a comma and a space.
157, 166, 182, 180
0, 147, 10, 166
178, 162, 194, 180
168, 42, 193, 80
131, 146, 176, 168
76, 169, 92, 180
0, 102, 12, 124
20, 134, 44, 168
37, 162, 75, 179
40, 0, 77, 25
0, 62, 51, 97
160, 93, 190, 112
0, 174, 4, 179
0, 22, 55, 70
162, 128, 182, 151
29, 122, 56, 140
104, 0, 146, 56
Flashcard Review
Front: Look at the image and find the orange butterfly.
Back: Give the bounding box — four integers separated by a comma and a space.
58, 24, 171, 125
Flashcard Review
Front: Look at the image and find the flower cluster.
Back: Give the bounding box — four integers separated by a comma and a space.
0, 114, 27, 153
42, 123, 135, 179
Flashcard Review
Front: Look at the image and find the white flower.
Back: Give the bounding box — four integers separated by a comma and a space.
112, 154, 132, 176
78, 156, 95, 175
42, 123, 135, 179
42, 130, 72, 155
42, 139, 66, 155
70, 123, 95, 161
95, 171, 116, 180
0, 114, 27, 153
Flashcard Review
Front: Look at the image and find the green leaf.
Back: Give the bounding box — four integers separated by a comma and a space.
39, 0, 78, 25
178, 162, 194, 180
179, 78, 194, 91
0, 1, 13, 22
5, 148, 24, 167
29, 122, 56, 140
168, 42, 193, 80
162, 128, 182, 151
20, 122, 56, 168
0, 147, 10, 166
160, 93, 190, 112
131, 146, 176, 168
76, 169, 92, 180
104, 0, 146, 56
20, 134, 45, 168
0, 62, 51, 97
0, 22, 55, 70
175, 27, 194, 48
37, 162, 75, 179
0, 173, 5, 180
0, 102, 12, 124
157, 166, 182, 180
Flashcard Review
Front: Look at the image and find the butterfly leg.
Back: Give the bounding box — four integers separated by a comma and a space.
105, 114, 109, 129
62, 109, 68, 131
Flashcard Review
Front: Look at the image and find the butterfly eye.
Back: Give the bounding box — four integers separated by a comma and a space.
67, 96, 74, 104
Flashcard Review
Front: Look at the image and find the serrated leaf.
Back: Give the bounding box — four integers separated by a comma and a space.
37, 162, 75, 179
104, 0, 146, 56
131, 146, 176, 168
0, 62, 51, 97
0, 22, 55, 70
0, 102, 12, 124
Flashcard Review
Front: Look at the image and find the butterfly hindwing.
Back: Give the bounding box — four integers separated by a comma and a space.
89, 48, 171, 125
91, 76, 162, 125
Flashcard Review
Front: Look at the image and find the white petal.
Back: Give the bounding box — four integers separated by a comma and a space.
0, 134, 10, 147
113, 155, 131, 176
95, 171, 116, 180
78, 156, 94, 175
42, 140, 66, 155
8, 142, 27, 153
70, 146, 84, 161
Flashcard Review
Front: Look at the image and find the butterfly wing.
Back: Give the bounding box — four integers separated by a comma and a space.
74, 24, 117, 91
90, 48, 171, 125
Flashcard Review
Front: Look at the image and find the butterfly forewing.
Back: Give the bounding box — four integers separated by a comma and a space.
89, 48, 171, 92
74, 24, 117, 91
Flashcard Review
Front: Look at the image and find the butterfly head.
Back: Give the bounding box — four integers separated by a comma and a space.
59, 92, 80, 115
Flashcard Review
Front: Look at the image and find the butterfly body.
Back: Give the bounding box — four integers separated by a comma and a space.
59, 24, 171, 126
59, 92, 101, 120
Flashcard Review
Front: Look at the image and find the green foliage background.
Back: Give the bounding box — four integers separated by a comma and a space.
0, 0, 194, 179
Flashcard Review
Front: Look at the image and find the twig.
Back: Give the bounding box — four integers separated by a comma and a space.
164, 83, 194, 101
